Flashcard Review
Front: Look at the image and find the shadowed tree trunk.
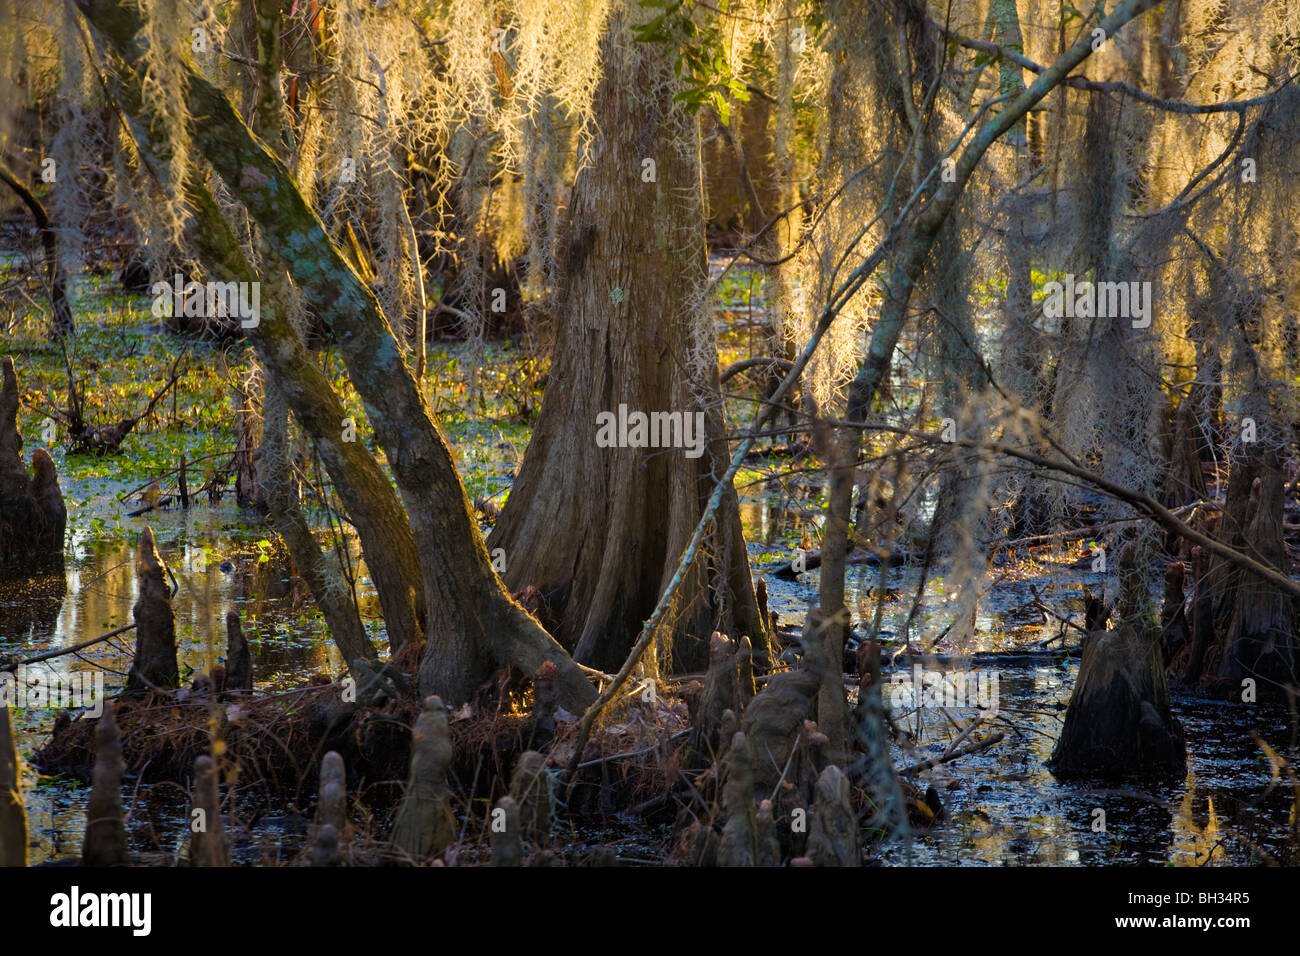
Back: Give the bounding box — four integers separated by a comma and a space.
1049, 543, 1186, 778
124, 527, 179, 697
1216, 455, 1297, 694
1, 357, 66, 569
0, 707, 25, 867
1185, 402, 1299, 697
487, 1, 766, 673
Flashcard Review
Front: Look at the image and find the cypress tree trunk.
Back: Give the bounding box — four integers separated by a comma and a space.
1, 357, 66, 569
487, 1, 765, 673
124, 527, 180, 697
0, 707, 26, 867
1049, 544, 1186, 778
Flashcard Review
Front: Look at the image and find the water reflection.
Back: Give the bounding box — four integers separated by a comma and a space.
875, 662, 1297, 866
1, 494, 384, 863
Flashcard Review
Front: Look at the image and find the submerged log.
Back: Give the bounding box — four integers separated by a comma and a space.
390, 696, 457, 862
83, 702, 129, 866
190, 754, 228, 866
1, 357, 66, 568
224, 610, 252, 693
0, 707, 26, 867
124, 528, 180, 697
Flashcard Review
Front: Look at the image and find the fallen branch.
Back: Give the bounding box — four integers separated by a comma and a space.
0, 623, 137, 673
900, 732, 1004, 776
575, 729, 692, 771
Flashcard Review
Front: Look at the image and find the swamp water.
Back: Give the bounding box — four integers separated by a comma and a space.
2, 480, 1296, 865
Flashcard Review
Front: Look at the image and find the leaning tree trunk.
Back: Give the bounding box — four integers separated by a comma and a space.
817, 0, 1162, 684
258, 382, 378, 667
487, 0, 766, 673
183, 189, 425, 661
78, 0, 596, 711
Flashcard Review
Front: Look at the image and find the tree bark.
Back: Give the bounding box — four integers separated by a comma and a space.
488, 2, 766, 673
258, 381, 377, 667
0, 707, 25, 867
183, 187, 424, 661
1, 357, 66, 569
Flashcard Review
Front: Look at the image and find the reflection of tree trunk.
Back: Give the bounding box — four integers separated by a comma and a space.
488, 5, 765, 673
